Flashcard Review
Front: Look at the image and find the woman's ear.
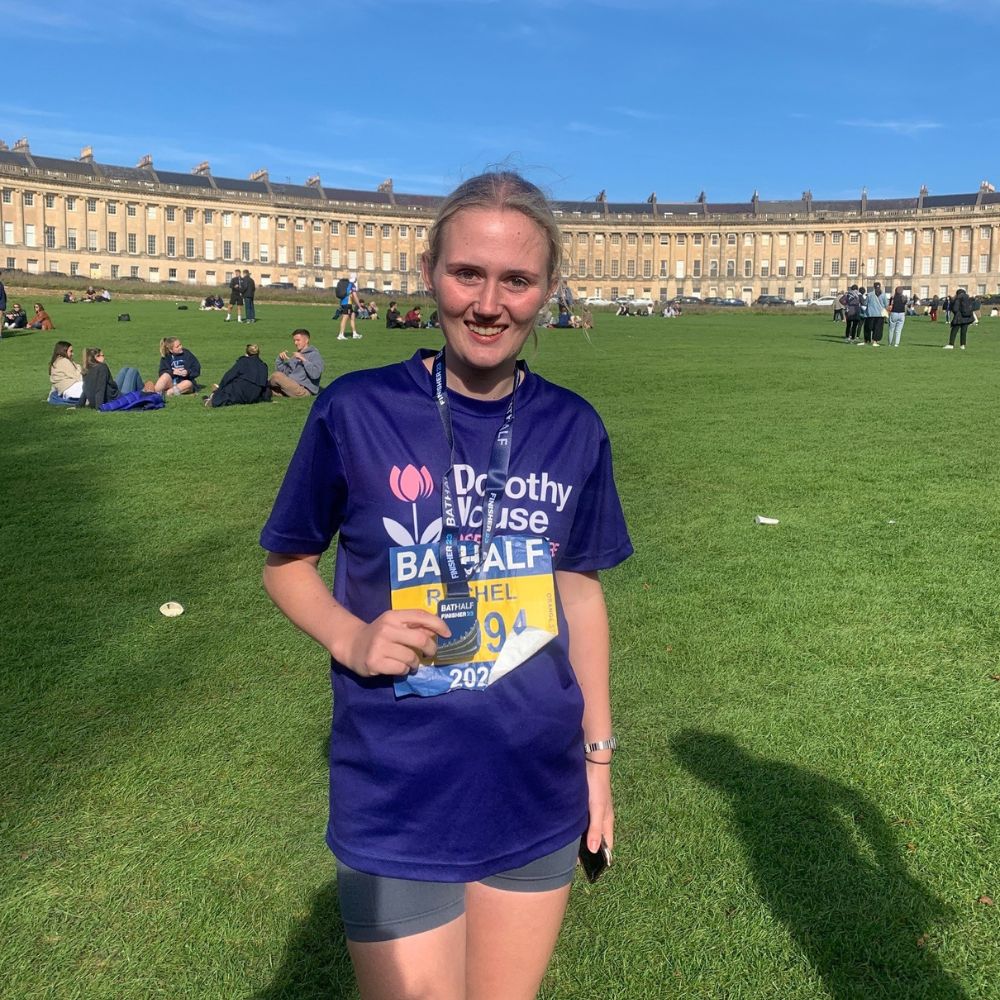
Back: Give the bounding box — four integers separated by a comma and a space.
420, 252, 435, 297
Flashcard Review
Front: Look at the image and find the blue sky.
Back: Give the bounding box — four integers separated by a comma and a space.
4, 0, 998, 204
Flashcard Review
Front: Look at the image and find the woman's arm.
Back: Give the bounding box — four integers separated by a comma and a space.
556, 568, 614, 853
263, 552, 450, 677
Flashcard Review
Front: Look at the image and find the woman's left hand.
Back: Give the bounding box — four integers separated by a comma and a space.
584, 759, 614, 853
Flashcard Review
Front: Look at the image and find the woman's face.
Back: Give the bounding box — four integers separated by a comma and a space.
170, 340, 183, 354
423, 207, 554, 391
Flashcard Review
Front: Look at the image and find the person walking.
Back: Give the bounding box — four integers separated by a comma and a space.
929, 294, 940, 322
945, 287, 975, 349
887, 286, 907, 347
242, 270, 256, 323
337, 272, 363, 341
840, 285, 863, 342
226, 272, 244, 323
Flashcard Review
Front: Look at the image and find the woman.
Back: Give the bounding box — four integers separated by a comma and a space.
29, 302, 54, 330
945, 287, 975, 350
49, 341, 83, 400
205, 343, 270, 407
154, 337, 201, 396
887, 286, 907, 347
81, 347, 147, 408
3, 303, 27, 330
261, 171, 632, 1000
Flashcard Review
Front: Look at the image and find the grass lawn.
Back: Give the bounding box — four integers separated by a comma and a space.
1, 299, 996, 999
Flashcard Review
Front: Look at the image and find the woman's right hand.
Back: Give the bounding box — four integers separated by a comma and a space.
341, 609, 451, 678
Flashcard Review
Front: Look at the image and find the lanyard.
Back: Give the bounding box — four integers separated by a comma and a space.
431, 350, 521, 597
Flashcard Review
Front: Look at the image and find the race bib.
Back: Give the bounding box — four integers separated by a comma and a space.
389, 535, 558, 697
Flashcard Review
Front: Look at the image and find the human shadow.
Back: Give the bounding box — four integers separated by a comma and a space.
670, 731, 967, 999
251, 880, 357, 1000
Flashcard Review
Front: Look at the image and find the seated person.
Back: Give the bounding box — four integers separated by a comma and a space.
154, 336, 201, 396
581, 307, 593, 330
268, 329, 324, 398
427, 309, 439, 328
357, 301, 371, 320
205, 344, 271, 407
63, 292, 77, 304
385, 300, 405, 329
84, 287, 97, 302
49, 341, 84, 401
81, 347, 148, 408
991, 307, 999, 318
366, 300, 378, 321
547, 304, 572, 328
29, 302, 55, 330
403, 306, 422, 328
3, 303, 27, 329
616, 303, 631, 317
99, 288, 112, 302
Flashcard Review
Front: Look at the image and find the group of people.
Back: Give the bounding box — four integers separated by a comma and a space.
537, 303, 593, 329
385, 301, 437, 329
839, 282, 981, 348
62, 287, 111, 304
3, 301, 53, 333
47, 341, 149, 407
225, 270, 257, 323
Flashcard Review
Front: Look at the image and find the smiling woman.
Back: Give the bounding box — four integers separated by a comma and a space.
261, 169, 633, 1000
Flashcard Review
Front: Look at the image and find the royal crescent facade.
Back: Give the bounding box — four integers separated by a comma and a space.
2, 141, 999, 303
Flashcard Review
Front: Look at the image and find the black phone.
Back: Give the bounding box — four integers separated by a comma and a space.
578, 835, 612, 883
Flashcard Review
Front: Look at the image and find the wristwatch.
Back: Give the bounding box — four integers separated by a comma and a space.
583, 736, 618, 754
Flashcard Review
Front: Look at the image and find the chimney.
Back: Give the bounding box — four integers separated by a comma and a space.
192, 161, 211, 176
13, 137, 29, 152
306, 174, 322, 188
79, 145, 94, 163
377, 178, 394, 194
250, 167, 269, 182
136, 154, 153, 169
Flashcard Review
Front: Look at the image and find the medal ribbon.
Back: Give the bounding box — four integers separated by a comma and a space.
431, 349, 521, 598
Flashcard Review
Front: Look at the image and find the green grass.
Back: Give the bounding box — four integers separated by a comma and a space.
1, 302, 997, 999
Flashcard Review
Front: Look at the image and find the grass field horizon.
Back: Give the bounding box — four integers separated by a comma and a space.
2, 302, 996, 999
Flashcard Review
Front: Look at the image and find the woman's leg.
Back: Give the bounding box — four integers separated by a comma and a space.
347, 916, 467, 1000
464, 881, 571, 1000
170, 379, 194, 395
154, 373, 172, 393
960, 323, 969, 347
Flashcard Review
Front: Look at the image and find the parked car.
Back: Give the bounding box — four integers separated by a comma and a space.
670, 295, 703, 305
702, 296, 727, 306
808, 295, 839, 308
755, 295, 795, 306
585, 296, 612, 306
266, 281, 295, 289
722, 297, 748, 307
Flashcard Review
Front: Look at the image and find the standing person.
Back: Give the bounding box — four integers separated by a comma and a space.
242, 270, 256, 323
226, 272, 244, 323
942, 289, 952, 325
268, 328, 324, 397
840, 285, 862, 342
337, 272, 363, 341
205, 343, 270, 407
154, 337, 201, 396
887, 286, 907, 347
260, 171, 632, 1000
48, 341, 83, 400
945, 287, 975, 350
0, 275, 6, 321
930, 294, 940, 322
864, 281, 888, 347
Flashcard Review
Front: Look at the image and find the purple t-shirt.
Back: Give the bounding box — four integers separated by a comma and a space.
261, 349, 632, 880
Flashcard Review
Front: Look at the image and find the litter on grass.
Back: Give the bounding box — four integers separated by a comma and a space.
755, 515, 780, 525
159, 601, 185, 617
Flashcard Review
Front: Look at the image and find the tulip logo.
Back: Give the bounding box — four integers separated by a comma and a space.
383, 464, 442, 546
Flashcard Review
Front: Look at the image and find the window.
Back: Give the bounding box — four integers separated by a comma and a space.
87, 229, 97, 251
205, 238, 215, 260
610, 260, 620, 277
692, 235, 702, 247
223, 240, 232, 260
382, 252, 392, 271
921, 256, 932, 275
849, 232, 860, 244
348, 250, 357, 269
812, 260, 822, 277
147, 235, 156, 255
166, 207, 176, 222
147, 206, 156, 220
942, 229, 952, 244
186, 237, 195, 258
795, 261, 804, 278
69, 262, 79, 277
867, 231, 877, 246
330, 249, 340, 268
848, 258, 858, 276
188, 269, 196, 282
611, 234, 621, 246
710, 234, 720, 246
814, 233, 824, 245
416, 227, 425, 238
242, 214, 251, 230
578, 258, 587, 276
330, 221, 339, 235
779, 234, 788, 246
24, 223, 36, 246
642, 234, 652, 246
259, 217, 268, 230
831, 260, 842, 276
626, 260, 636, 278
399, 251, 408, 272
922, 228, 933, 242
902, 256, 913, 276
127, 203, 136, 217
660, 234, 670, 245
1, 189, 10, 204
108, 232, 117, 253
203, 209, 213, 223
980, 254, 990, 271
313, 248, 322, 266
399, 225, 409, 237
643, 260, 652, 278
364, 223, 374, 237
2, 222, 11, 244
676, 235, 686, 246
904, 229, 914, 244
44, 226, 56, 249
940, 256, 951, 274
313, 221, 322, 233
168, 267, 177, 279
981, 226, 991, 240
761, 234, 771, 247
365, 251, 374, 271
295, 246, 304, 264
223, 213, 233, 226
693, 260, 702, 278
832, 232, 842, 244
348, 222, 357, 237
259, 244, 269, 263
778, 260, 787, 277
594, 260, 604, 277
381, 225, 391, 238
795, 233, 805, 246
865, 258, 875, 276
743, 260, 752, 277
744, 233, 754, 246
111, 264, 119, 279
726, 260, 736, 278
277, 217, 286, 230
241, 242, 251, 262
960, 227, 971, 241
675, 261, 685, 279
127, 233, 137, 254
884, 257, 894, 274
959, 255, 969, 274
727, 234, 737, 246
167, 236, 176, 257
277, 246, 287, 264
23, 192, 34, 207
708, 260, 717, 278
87, 198, 97, 212
885, 231, 895, 246
45, 194, 55, 209
659, 261, 668, 278
66, 228, 77, 250
295, 218, 304, 232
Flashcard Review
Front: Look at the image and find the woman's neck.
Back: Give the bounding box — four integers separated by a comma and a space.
424, 354, 518, 401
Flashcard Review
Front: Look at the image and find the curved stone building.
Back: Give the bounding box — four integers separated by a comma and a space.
1, 138, 997, 303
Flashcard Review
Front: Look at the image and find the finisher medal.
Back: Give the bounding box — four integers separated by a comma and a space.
434, 595, 481, 664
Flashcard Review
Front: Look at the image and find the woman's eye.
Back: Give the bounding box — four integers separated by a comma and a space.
455, 269, 478, 281
508, 276, 530, 289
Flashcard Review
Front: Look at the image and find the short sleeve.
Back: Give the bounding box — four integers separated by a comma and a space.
260, 401, 349, 554
557, 428, 632, 573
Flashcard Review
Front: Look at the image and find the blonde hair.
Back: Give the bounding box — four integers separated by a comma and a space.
246, 343, 260, 356
423, 171, 562, 286
159, 336, 181, 358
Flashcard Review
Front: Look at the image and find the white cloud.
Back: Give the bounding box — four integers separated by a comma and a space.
838, 119, 942, 136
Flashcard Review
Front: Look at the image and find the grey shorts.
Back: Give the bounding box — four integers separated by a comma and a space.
335, 839, 578, 943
